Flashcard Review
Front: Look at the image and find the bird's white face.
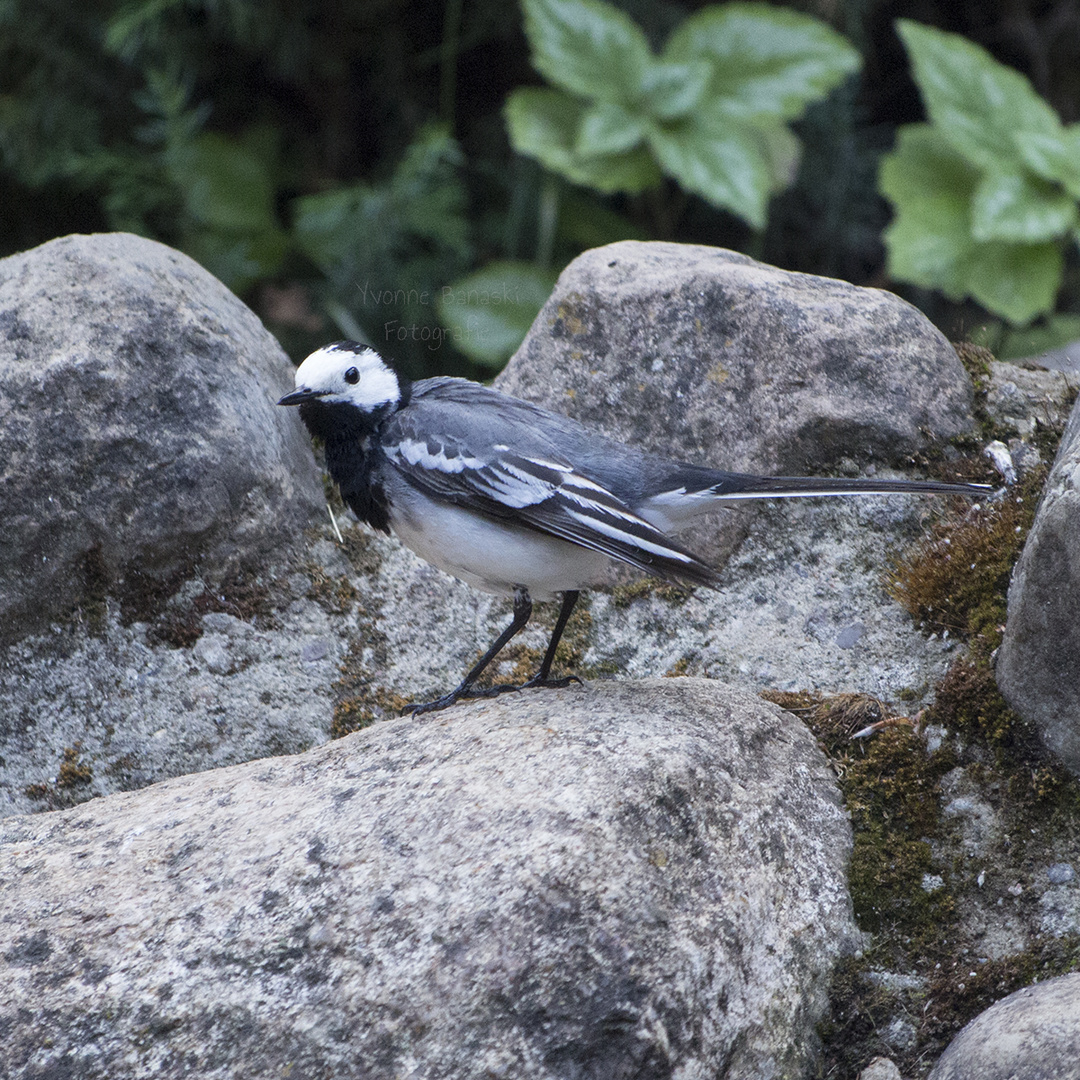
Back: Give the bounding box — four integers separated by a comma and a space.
282, 343, 400, 412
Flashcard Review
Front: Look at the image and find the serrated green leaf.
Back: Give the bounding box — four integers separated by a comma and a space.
506, 87, 661, 193
665, 2, 860, 122
881, 126, 979, 299
880, 125, 978, 212
648, 106, 772, 228
897, 20, 1063, 173
965, 241, 1063, 326
971, 170, 1076, 243
562, 144, 662, 193
1016, 127, 1080, 201
881, 124, 1061, 324
639, 59, 711, 120
576, 101, 645, 156
437, 261, 560, 368
506, 87, 584, 162
521, 0, 651, 105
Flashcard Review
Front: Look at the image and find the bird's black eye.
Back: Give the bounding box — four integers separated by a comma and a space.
344, 367, 360, 385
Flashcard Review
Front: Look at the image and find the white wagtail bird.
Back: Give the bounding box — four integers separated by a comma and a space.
279, 340, 990, 715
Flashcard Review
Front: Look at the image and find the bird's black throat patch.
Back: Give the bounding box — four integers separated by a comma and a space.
298, 399, 394, 533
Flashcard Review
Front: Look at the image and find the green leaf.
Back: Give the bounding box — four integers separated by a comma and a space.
881, 124, 1062, 324
183, 229, 287, 293
293, 126, 467, 277
964, 242, 1063, 326
575, 102, 645, 156
105, 0, 185, 58
881, 125, 980, 298
293, 185, 376, 274
505, 87, 661, 193
1016, 127, 1080, 201
388, 126, 469, 251
971, 171, 1076, 243
164, 129, 287, 289
665, 2, 860, 122
292, 125, 470, 315
648, 106, 773, 228
639, 59, 711, 121
437, 261, 560, 368
521, 0, 651, 105
896, 20, 1063, 173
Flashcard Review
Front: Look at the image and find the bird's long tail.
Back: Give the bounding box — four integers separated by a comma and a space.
702, 472, 991, 500
636, 468, 991, 535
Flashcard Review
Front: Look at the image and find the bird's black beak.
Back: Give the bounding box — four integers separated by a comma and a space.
277, 386, 326, 407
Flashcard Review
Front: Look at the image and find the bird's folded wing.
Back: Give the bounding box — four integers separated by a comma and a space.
382, 433, 718, 588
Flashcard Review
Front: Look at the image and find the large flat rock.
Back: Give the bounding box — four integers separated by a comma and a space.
0, 679, 856, 1080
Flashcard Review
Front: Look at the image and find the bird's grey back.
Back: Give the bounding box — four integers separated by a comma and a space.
395, 377, 681, 500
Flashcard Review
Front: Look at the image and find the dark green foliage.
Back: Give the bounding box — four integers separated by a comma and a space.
508, 0, 860, 228
1, 0, 529, 377
882, 21, 1080, 327
292, 124, 475, 372
4, 2, 1080, 377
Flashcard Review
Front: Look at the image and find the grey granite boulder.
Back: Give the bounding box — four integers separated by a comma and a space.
0, 679, 857, 1080
0, 232, 322, 643
928, 973, 1080, 1080
498, 241, 976, 565
997, 398, 1080, 775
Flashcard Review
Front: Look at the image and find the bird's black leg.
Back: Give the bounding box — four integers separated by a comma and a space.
404, 587, 534, 716
522, 590, 582, 689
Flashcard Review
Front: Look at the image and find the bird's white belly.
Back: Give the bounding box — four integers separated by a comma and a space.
388, 498, 611, 600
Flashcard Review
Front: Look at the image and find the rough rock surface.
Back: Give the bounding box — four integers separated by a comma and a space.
927, 973, 1080, 1080
984, 359, 1075, 442
0, 545, 350, 818
997, 394, 1080, 775
498, 241, 976, 565
0, 494, 964, 819
0, 232, 322, 643
0, 679, 857, 1080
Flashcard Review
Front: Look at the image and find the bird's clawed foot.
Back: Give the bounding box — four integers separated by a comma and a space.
400, 689, 471, 717
520, 673, 582, 691
402, 673, 581, 716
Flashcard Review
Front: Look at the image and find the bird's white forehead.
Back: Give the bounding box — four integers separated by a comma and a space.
294, 343, 381, 388
295, 343, 399, 410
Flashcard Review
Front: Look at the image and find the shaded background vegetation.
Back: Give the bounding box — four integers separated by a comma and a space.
2, 0, 1079, 379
